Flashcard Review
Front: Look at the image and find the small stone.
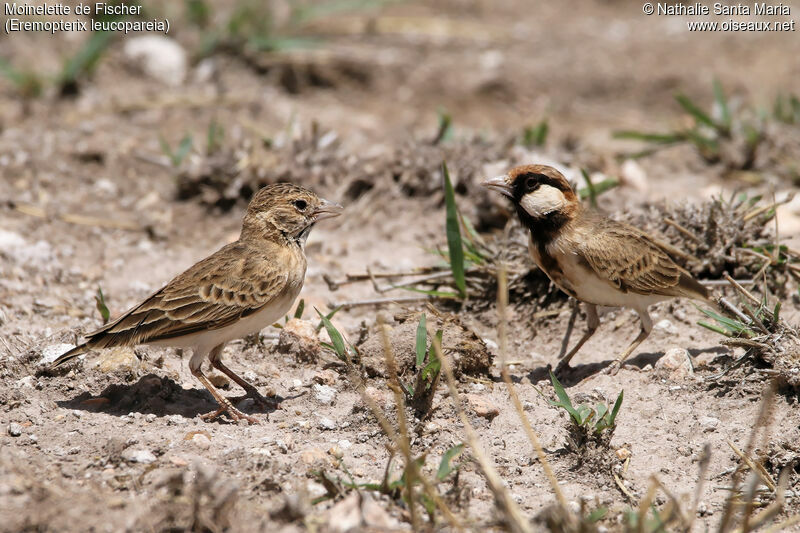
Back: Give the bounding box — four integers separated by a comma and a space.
14, 376, 35, 389
337, 439, 352, 450
208, 372, 229, 388
616, 447, 631, 460
300, 448, 327, 465
7, 423, 23, 437
699, 416, 720, 432
145, 414, 156, 423
621, 159, 648, 192
277, 319, 320, 363
123, 36, 187, 86
655, 347, 691, 376
318, 417, 336, 430
98, 347, 139, 373
654, 319, 678, 335
313, 384, 336, 405
39, 344, 76, 366
466, 394, 499, 420
121, 448, 157, 464
191, 433, 212, 450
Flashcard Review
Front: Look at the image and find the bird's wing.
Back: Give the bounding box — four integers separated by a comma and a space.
83, 242, 294, 349
575, 218, 706, 299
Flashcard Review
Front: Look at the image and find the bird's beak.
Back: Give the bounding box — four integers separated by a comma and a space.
481, 175, 513, 198
313, 199, 344, 222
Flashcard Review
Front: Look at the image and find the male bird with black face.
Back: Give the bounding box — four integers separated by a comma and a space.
483, 164, 711, 375
52, 183, 343, 424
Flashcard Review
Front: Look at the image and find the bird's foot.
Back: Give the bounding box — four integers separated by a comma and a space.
201, 402, 260, 425
227, 387, 279, 410
553, 361, 574, 377
604, 360, 623, 376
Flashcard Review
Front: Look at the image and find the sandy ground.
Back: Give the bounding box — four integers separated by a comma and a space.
1, 1, 800, 531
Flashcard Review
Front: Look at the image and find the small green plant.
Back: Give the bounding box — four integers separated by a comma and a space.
94, 287, 110, 324
316, 307, 355, 363
401, 313, 443, 417
773, 92, 800, 124
431, 109, 454, 145
521, 119, 549, 147
443, 162, 466, 298
548, 370, 623, 436
159, 134, 194, 167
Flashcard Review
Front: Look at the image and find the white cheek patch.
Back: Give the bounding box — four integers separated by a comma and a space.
520, 184, 567, 217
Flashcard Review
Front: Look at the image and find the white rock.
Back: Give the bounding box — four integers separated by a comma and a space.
655, 347, 691, 376
337, 439, 352, 450
699, 416, 720, 432
15, 376, 35, 389
40, 344, 76, 365
318, 417, 336, 430
655, 319, 678, 335
123, 36, 187, 86
313, 384, 336, 405
121, 448, 157, 464
621, 159, 648, 192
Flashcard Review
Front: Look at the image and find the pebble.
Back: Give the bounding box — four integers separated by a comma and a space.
123, 36, 187, 86
7, 423, 23, 437
15, 376, 35, 389
39, 344, 77, 366
300, 448, 327, 465
121, 448, 157, 464
337, 439, 352, 450
654, 319, 678, 335
655, 347, 691, 376
191, 433, 212, 450
145, 414, 156, 423
313, 384, 336, 405
699, 416, 720, 432
466, 394, 500, 420
318, 417, 336, 430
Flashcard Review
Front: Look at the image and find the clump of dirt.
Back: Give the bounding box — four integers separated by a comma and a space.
356, 309, 492, 380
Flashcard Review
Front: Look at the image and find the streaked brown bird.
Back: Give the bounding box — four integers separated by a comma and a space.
483, 164, 710, 375
53, 183, 343, 424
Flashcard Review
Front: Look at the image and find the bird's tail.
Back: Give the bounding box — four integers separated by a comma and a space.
51, 344, 89, 368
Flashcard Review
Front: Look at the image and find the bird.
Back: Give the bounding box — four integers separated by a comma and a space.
482, 164, 711, 375
52, 183, 343, 424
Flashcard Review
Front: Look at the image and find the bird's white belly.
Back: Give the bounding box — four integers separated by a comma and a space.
557, 251, 666, 310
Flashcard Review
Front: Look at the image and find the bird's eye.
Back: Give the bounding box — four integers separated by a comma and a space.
525, 177, 538, 190
293, 199, 308, 211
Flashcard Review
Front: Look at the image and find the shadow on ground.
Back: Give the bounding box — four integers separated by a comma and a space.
57, 373, 281, 420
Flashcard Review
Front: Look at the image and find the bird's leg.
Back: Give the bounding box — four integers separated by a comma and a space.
557, 299, 580, 359
191, 363, 259, 425
208, 345, 277, 409
605, 308, 653, 375
556, 303, 599, 372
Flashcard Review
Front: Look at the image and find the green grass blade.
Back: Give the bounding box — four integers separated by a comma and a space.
436, 443, 465, 481
95, 287, 110, 324
316, 308, 346, 359
578, 178, 618, 202
415, 313, 427, 367
442, 162, 466, 298
675, 93, 716, 130
580, 169, 597, 207
713, 79, 731, 131
608, 390, 623, 426
293, 299, 305, 319
697, 320, 733, 337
